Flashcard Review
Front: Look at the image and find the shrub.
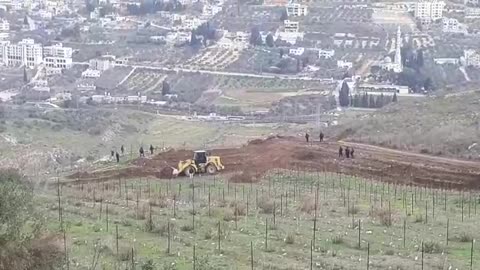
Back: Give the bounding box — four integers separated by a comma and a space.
423, 241, 442, 254
384, 249, 395, 256
331, 235, 344, 244
285, 233, 295, 244
149, 196, 168, 208
414, 214, 423, 223
153, 223, 176, 236
258, 198, 274, 214
299, 195, 316, 214
230, 202, 246, 216
374, 209, 393, 227
459, 232, 473, 243
223, 209, 236, 222
180, 224, 194, 232
348, 205, 359, 215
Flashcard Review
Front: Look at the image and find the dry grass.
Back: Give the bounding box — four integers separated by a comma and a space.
299, 195, 316, 214
258, 198, 274, 214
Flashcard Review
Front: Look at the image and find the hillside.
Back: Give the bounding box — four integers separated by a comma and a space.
333, 91, 480, 159
0, 106, 296, 175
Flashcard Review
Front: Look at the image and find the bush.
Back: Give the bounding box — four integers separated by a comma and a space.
348, 206, 359, 215
459, 232, 473, 243
285, 233, 295, 244
0, 169, 62, 269
230, 202, 246, 216
374, 209, 393, 227
258, 198, 274, 214
180, 224, 194, 232
299, 195, 316, 214
331, 235, 344, 244
423, 241, 442, 254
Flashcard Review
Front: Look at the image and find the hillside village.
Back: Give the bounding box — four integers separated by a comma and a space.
0, 0, 478, 116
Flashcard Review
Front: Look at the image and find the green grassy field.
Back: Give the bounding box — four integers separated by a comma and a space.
38, 171, 480, 270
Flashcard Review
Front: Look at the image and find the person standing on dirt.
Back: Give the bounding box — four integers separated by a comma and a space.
350, 147, 354, 159
305, 132, 310, 143
111, 150, 114, 157
319, 132, 324, 142
150, 144, 154, 155
139, 146, 144, 157
121, 145, 125, 155
345, 147, 351, 158
339, 146, 343, 158
115, 152, 120, 163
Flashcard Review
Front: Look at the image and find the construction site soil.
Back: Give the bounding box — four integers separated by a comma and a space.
69, 136, 480, 189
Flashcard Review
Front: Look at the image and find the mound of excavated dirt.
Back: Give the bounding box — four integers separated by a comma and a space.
158, 166, 175, 179
67, 137, 480, 189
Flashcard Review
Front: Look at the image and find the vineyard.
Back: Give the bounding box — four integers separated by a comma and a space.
40, 138, 480, 270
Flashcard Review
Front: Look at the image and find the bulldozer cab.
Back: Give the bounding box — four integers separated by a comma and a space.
193, 151, 207, 165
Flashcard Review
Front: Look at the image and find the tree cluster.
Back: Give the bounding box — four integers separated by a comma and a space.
249, 26, 263, 46
339, 80, 398, 108
349, 92, 397, 108
190, 22, 217, 47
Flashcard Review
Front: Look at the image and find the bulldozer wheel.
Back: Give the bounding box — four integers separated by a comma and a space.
185, 166, 196, 177
206, 164, 217, 174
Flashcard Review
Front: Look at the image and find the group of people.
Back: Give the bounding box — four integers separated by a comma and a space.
339, 146, 354, 159
139, 145, 155, 157
305, 132, 324, 143
110, 144, 156, 163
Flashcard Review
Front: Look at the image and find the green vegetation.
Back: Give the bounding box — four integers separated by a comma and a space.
39, 171, 480, 269
0, 169, 62, 269
334, 91, 480, 159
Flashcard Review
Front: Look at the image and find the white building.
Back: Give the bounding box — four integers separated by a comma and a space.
284, 20, 299, 32
177, 17, 206, 31
276, 32, 304, 45
217, 31, 249, 50
285, 3, 308, 16
465, 7, 480, 18
0, 19, 9, 41
465, 0, 479, 5
442, 18, 467, 34
415, 0, 445, 22
82, 69, 102, 78
0, 39, 43, 67
379, 26, 403, 73
357, 83, 409, 95
337, 60, 353, 69
202, 4, 222, 17
317, 48, 335, 59
289, 47, 305, 55
434, 58, 459, 65
89, 56, 116, 71
44, 43, 73, 69
0, 19, 9, 31
464, 49, 480, 67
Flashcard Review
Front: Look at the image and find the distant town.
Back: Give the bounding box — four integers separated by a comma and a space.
0, 0, 478, 116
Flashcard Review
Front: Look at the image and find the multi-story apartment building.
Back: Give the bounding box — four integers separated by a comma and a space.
442, 18, 467, 33
415, 0, 445, 21
284, 20, 299, 32
44, 43, 73, 69
0, 39, 43, 67
285, 3, 308, 16
464, 49, 480, 67
0, 19, 9, 41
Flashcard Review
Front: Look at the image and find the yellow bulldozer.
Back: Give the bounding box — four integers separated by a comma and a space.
175, 150, 225, 177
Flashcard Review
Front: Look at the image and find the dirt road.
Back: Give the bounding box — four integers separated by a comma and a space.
70, 136, 480, 189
